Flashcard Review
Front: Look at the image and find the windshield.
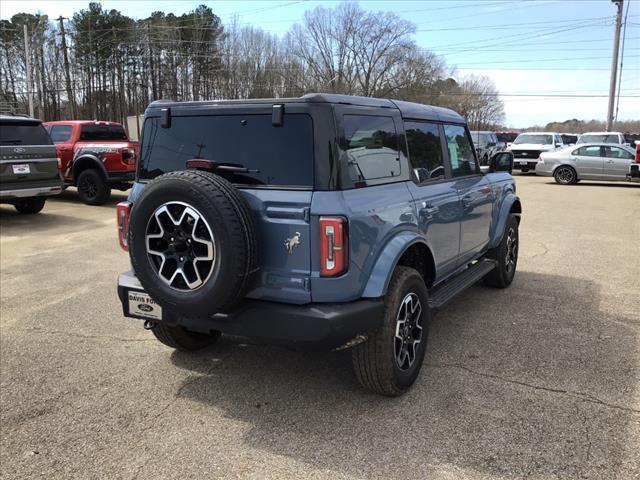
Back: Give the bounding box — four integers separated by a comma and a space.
514, 134, 553, 145
0, 122, 52, 145
139, 114, 314, 187
577, 134, 619, 144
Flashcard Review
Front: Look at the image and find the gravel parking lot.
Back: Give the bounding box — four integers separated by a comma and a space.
1, 176, 639, 480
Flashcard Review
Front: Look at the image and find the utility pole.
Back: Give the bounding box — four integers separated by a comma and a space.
606, 0, 624, 131
23, 24, 34, 117
57, 16, 76, 118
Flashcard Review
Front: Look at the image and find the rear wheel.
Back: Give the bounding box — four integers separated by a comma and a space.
13, 197, 46, 214
352, 266, 430, 396
151, 323, 220, 351
553, 165, 577, 185
77, 169, 111, 205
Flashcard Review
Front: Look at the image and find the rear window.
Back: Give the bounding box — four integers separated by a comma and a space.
80, 124, 127, 141
139, 114, 314, 187
49, 125, 73, 143
577, 134, 619, 144
0, 122, 52, 145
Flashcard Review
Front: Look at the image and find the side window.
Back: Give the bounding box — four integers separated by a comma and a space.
555, 135, 563, 145
343, 115, 401, 182
443, 124, 477, 177
405, 121, 444, 182
603, 146, 634, 159
574, 146, 601, 157
49, 125, 73, 143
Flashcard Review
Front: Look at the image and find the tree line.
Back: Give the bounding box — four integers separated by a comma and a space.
0, 2, 505, 129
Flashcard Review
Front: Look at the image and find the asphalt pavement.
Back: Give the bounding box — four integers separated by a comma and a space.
1, 176, 639, 480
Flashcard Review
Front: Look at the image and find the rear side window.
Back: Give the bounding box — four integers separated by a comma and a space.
405, 121, 444, 182
602, 146, 634, 159
0, 122, 52, 145
140, 114, 314, 187
49, 125, 73, 143
444, 124, 477, 177
342, 115, 402, 183
80, 124, 127, 141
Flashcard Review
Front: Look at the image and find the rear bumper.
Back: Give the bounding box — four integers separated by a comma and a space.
627, 164, 640, 182
107, 171, 135, 184
513, 161, 538, 171
0, 184, 63, 199
117, 270, 384, 349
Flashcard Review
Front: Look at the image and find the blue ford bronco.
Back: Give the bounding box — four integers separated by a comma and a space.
116, 94, 521, 396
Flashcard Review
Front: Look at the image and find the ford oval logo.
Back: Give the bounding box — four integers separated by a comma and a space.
13, 147, 25, 153
138, 304, 153, 312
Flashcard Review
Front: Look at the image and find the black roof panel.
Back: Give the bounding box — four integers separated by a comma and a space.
148, 93, 465, 123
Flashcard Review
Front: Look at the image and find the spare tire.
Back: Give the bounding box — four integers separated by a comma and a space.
128, 170, 258, 317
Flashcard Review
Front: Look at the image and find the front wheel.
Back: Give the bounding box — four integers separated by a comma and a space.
13, 197, 46, 214
484, 214, 519, 288
151, 323, 220, 351
77, 169, 111, 205
352, 266, 430, 396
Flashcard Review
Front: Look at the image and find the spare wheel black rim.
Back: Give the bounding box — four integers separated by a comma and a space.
145, 201, 215, 291
394, 292, 423, 371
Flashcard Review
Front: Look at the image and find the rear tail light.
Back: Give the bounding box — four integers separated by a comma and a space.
122, 148, 136, 165
319, 216, 348, 277
116, 201, 132, 251
635, 144, 640, 163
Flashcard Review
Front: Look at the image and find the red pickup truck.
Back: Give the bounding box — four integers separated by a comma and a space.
44, 120, 138, 205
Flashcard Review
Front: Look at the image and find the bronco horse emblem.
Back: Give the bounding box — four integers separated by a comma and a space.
284, 232, 301, 254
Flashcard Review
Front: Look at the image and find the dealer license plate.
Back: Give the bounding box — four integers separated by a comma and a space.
519, 160, 529, 165
12, 164, 30, 174
128, 291, 162, 320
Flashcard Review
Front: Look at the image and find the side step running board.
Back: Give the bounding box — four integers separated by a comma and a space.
428, 259, 497, 311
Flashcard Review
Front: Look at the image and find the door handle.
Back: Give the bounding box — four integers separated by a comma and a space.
605, 160, 614, 163
419, 202, 439, 218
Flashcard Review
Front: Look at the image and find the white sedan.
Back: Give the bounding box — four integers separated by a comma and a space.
536, 143, 637, 185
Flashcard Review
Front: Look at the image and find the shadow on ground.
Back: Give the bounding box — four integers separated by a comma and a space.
0, 209, 103, 235
168, 271, 639, 479
48, 188, 129, 207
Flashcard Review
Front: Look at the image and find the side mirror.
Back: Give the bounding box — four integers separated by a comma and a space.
489, 151, 513, 174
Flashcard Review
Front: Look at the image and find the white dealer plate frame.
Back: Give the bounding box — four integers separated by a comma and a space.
127, 291, 162, 320
519, 160, 529, 165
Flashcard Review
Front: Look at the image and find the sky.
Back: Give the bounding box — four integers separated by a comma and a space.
1, 0, 639, 127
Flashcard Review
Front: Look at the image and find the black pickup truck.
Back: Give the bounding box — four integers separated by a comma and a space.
0, 115, 63, 214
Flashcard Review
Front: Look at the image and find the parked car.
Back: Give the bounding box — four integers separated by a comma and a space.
469, 130, 500, 164
507, 132, 564, 172
627, 142, 640, 183
576, 131, 630, 146
496, 131, 519, 145
43, 120, 138, 205
561, 133, 578, 146
115, 93, 521, 396
0, 114, 63, 214
535, 143, 637, 184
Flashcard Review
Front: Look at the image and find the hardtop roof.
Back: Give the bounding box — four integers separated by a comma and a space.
147, 93, 465, 124
0, 115, 41, 124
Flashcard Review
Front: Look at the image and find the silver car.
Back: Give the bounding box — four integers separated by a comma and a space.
536, 143, 637, 185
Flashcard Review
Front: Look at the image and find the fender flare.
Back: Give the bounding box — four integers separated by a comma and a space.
361, 231, 432, 298
489, 193, 521, 248
71, 154, 108, 182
